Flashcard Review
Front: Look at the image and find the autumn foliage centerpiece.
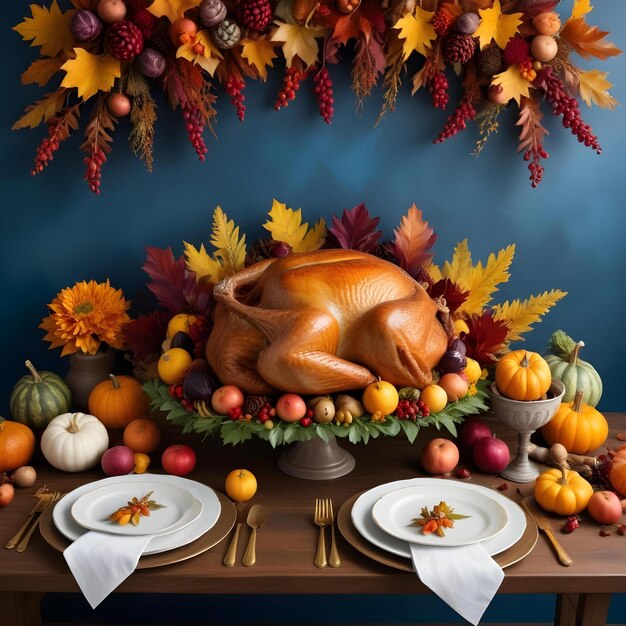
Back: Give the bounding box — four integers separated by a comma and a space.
126, 200, 566, 446
12, 0, 621, 193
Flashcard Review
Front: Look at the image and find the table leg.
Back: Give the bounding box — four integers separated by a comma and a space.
0, 591, 43, 626
555, 592, 612, 626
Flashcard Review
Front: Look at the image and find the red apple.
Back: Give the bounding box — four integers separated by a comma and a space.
587, 490, 623, 525
457, 417, 492, 451
472, 435, 510, 473
276, 393, 307, 423
0, 483, 15, 507
162, 444, 196, 476
101, 446, 135, 476
420, 438, 460, 474
211, 385, 244, 414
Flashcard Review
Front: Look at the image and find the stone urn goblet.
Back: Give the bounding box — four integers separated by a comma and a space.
488, 378, 565, 482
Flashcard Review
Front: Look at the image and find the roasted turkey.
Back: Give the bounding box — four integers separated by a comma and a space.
206, 249, 451, 395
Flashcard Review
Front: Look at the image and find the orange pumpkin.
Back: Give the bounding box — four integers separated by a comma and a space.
534, 466, 593, 515
0, 420, 36, 473
88, 374, 149, 429
540, 390, 608, 454
609, 444, 626, 497
495, 350, 552, 401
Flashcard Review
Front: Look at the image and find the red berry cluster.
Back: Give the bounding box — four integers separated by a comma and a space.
255, 403, 276, 423
300, 408, 314, 428
224, 76, 246, 122
168, 384, 195, 412
523, 143, 548, 188
228, 406, 247, 420
434, 99, 477, 144
591, 453, 614, 490
32, 123, 62, 176
314, 2, 331, 18
538, 68, 601, 153
432, 8, 454, 36
313, 66, 334, 124
393, 399, 430, 420
562, 514, 581, 533
83, 148, 106, 195
182, 104, 208, 161
429, 71, 449, 110
275, 67, 302, 111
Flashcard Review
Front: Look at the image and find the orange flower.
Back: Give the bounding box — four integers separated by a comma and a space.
40, 280, 130, 356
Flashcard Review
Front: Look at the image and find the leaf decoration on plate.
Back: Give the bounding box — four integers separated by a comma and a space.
108, 491, 166, 527
328, 203, 382, 253
411, 500, 470, 537
390, 205, 437, 280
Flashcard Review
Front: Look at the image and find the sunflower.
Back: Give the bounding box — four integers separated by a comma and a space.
40, 280, 131, 356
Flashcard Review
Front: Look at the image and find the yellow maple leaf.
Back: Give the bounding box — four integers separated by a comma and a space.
148, 0, 201, 23
270, 21, 323, 69
183, 242, 224, 284
177, 31, 222, 76
424, 259, 443, 283
394, 7, 437, 61
209, 206, 246, 275
12, 88, 68, 130
61, 49, 121, 101
13, 0, 75, 57
492, 290, 567, 342
474, 0, 522, 50
441, 239, 473, 286
263, 199, 326, 253
241, 38, 277, 81
458, 245, 516, 316
21, 57, 65, 87
491, 66, 531, 105
578, 69, 619, 109
572, 0, 593, 19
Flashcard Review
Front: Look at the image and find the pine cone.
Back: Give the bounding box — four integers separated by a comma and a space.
477, 45, 503, 76
199, 0, 227, 28
236, 0, 272, 32
244, 395, 268, 418
442, 33, 476, 64
106, 20, 144, 61
211, 18, 242, 49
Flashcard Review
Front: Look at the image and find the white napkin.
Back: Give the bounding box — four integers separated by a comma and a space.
64, 531, 152, 608
409, 541, 504, 626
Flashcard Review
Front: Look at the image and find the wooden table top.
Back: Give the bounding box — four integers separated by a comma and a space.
1, 413, 624, 597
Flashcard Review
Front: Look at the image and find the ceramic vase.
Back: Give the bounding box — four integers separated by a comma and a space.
65, 349, 116, 413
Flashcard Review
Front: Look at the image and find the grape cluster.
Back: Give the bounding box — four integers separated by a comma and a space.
562, 515, 581, 533
393, 399, 430, 420
434, 99, 476, 144
256, 402, 276, 423
168, 384, 194, 412
300, 408, 314, 428
32, 123, 62, 176
429, 71, 449, 110
224, 76, 246, 122
523, 144, 548, 188
182, 104, 208, 161
83, 148, 106, 195
539, 68, 601, 153
275, 67, 302, 111
313, 66, 334, 124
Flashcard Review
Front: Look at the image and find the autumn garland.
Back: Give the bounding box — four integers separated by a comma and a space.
13, 0, 621, 193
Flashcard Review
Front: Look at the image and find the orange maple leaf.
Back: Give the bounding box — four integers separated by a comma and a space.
332, 13, 372, 46
560, 17, 622, 60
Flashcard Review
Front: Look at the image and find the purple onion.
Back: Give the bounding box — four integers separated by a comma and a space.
449, 337, 467, 357
270, 241, 293, 258
456, 12, 480, 35
438, 350, 467, 374
71, 9, 102, 41
136, 47, 166, 79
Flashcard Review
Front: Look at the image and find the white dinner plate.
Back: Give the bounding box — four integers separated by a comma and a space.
352, 478, 526, 558
371, 484, 508, 546
71, 481, 203, 537
54, 474, 221, 556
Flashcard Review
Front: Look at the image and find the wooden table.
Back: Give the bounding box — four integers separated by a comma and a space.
1, 414, 624, 626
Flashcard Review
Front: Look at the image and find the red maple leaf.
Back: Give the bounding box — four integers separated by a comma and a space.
327, 203, 382, 253
464, 311, 510, 365
123, 311, 169, 362
428, 279, 469, 313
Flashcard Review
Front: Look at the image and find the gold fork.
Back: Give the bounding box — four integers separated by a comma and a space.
5, 490, 52, 550
314, 498, 331, 568
327, 499, 340, 568
15, 491, 62, 553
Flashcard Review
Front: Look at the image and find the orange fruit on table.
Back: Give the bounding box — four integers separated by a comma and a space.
362, 380, 399, 416
420, 384, 448, 413
225, 468, 258, 502
123, 418, 161, 454
133, 452, 151, 474
464, 358, 482, 384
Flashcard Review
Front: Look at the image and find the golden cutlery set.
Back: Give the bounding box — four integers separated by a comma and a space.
223, 503, 267, 567
5, 486, 63, 552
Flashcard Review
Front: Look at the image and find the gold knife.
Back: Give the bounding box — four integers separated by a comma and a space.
223, 502, 249, 567
521, 497, 572, 567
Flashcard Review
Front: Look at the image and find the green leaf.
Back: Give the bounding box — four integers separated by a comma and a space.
348, 424, 363, 444
330, 424, 350, 438
315, 426, 331, 443
399, 419, 420, 443
283, 424, 301, 444
435, 415, 458, 437
268, 425, 284, 448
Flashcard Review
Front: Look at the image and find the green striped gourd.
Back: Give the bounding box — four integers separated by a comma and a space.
545, 331, 602, 407
10, 360, 72, 430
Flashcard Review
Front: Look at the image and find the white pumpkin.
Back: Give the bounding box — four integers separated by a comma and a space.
41, 412, 109, 472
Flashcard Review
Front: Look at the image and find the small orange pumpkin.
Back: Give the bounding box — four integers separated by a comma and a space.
609, 445, 626, 498
158, 348, 192, 385
495, 350, 552, 401
0, 420, 36, 473
534, 466, 593, 515
540, 390, 608, 454
88, 375, 149, 429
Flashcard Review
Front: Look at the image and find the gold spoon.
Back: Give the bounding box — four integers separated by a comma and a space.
242, 504, 267, 567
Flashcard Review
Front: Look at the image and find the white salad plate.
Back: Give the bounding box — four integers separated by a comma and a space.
70, 481, 203, 536
54, 474, 221, 555
353, 478, 526, 557
371, 483, 508, 546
